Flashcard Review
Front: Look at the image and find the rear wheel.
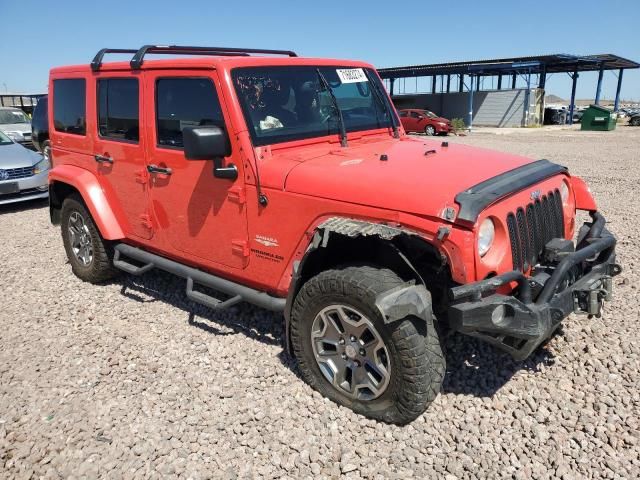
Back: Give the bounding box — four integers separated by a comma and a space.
60, 195, 119, 283
631, 116, 640, 126
290, 266, 445, 424
425, 125, 436, 136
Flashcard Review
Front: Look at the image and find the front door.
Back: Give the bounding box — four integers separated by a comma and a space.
142, 71, 249, 269
93, 74, 152, 239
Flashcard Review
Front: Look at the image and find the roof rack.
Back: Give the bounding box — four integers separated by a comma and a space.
91, 44, 298, 71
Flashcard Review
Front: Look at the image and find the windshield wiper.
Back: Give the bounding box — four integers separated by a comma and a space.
364, 69, 400, 139
316, 68, 348, 147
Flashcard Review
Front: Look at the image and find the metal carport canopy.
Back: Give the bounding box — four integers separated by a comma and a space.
377, 53, 640, 78
378, 53, 639, 128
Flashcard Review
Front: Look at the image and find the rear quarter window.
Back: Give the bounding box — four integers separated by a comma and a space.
53, 79, 86, 135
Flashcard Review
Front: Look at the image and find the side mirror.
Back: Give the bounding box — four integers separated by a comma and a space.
182, 126, 237, 180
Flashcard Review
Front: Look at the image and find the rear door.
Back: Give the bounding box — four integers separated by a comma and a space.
92, 74, 152, 239
142, 70, 249, 269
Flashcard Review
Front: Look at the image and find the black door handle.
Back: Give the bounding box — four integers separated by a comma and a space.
94, 154, 114, 164
147, 164, 172, 175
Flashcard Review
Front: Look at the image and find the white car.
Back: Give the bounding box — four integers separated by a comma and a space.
0, 130, 49, 205
0, 107, 33, 147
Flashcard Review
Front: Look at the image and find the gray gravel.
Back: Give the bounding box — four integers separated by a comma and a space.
1, 126, 639, 479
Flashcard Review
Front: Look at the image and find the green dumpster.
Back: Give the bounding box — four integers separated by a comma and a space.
581, 104, 617, 131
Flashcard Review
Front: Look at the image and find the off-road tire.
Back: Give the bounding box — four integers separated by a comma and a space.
290, 266, 445, 424
61, 195, 119, 284
425, 125, 436, 136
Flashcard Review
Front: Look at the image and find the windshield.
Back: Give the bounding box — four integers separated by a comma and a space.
0, 109, 30, 125
232, 66, 394, 146
0, 130, 13, 145
421, 110, 437, 118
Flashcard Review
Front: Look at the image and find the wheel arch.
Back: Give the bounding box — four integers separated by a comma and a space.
283, 217, 452, 351
49, 165, 124, 240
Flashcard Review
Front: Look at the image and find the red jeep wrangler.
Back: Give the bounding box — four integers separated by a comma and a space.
48, 45, 620, 424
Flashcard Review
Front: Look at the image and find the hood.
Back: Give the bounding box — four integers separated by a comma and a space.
0, 142, 43, 169
268, 136, 534, 221
0, 123, 31, 134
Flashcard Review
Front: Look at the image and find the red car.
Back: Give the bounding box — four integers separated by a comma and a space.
47, 45, 619, 424
398, 108, 452, 135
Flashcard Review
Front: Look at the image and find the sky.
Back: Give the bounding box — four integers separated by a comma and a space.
1, 0, 638, 102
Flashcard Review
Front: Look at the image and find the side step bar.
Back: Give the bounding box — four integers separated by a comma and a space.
113, 243, 286, 312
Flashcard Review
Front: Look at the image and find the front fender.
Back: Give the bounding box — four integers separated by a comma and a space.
49, 165, 124, 240
570, 176, 597, 212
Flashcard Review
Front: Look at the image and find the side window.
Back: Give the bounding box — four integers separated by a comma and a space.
410, 111, 420, 118
98, 78, 139, 142
155, 77, 224, 148
398, 111, 408, 118
53, 79, 86, 135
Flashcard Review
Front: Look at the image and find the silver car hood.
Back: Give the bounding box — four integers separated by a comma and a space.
0, 123, 31, 134
0, 143, 42, 169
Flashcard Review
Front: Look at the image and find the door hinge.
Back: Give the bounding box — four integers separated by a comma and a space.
139, 214, 154, 230
228, 186, 246, 205
231, 239, 250, 257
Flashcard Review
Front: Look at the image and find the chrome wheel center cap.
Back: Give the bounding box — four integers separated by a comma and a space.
345, 345, 357, 359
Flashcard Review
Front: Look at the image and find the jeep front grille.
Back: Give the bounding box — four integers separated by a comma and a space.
506, 189, 564, 271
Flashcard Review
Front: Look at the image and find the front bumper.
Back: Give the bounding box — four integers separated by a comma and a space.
0, 170, 49, 205
448, 212, 621, 360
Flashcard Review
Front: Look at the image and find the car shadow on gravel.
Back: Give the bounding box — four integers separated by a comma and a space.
0, 198, 48, 214
441, 329, 558, 397
116, 270, 559, 397
117, 271, 284, 347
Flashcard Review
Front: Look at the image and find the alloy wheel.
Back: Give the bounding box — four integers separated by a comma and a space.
311, 304, 391, 401
68, 211, 93, 266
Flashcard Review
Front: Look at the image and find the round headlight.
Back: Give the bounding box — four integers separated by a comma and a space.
478, 218, 495, 257
560, 181, 570, 205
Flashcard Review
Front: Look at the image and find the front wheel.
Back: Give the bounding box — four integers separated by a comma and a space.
290, 266, 445, 424
425, 125, 436, 136
631, 117, 640, 126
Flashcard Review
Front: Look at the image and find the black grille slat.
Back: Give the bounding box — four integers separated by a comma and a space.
552, 189, 565, 237
506, 188, 566, 272
506, 213, 521, 270
525, 205, 539, 265
516, 208, 530, 270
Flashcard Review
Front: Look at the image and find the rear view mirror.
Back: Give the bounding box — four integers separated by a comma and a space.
183, 126, 231, 159
182, 126, 237, 180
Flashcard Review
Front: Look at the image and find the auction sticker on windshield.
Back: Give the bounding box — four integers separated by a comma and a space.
336, 68, 368, 84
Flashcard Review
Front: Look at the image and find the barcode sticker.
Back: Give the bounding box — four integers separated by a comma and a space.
336, 68, 368, 84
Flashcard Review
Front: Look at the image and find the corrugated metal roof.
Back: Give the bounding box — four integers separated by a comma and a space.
378, 54, 639, 79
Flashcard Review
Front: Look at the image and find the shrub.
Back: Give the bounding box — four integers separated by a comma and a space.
450, 118, 466, 133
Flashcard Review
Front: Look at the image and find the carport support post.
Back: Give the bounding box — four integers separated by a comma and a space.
523, 72, 531, 127
512, 74, 517, 89
458, 74, 464, 93
389, 78, 395, 96
431, 76, 436, 94
497, 74, 502, 90
446, 75, 451, 93
595, 67, 604, 105
467, 75, 475, 132
614, 68, 624, 112
568, 71, 578, 126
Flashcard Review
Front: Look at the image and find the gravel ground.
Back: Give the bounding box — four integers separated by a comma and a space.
1, 126, 639, 479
